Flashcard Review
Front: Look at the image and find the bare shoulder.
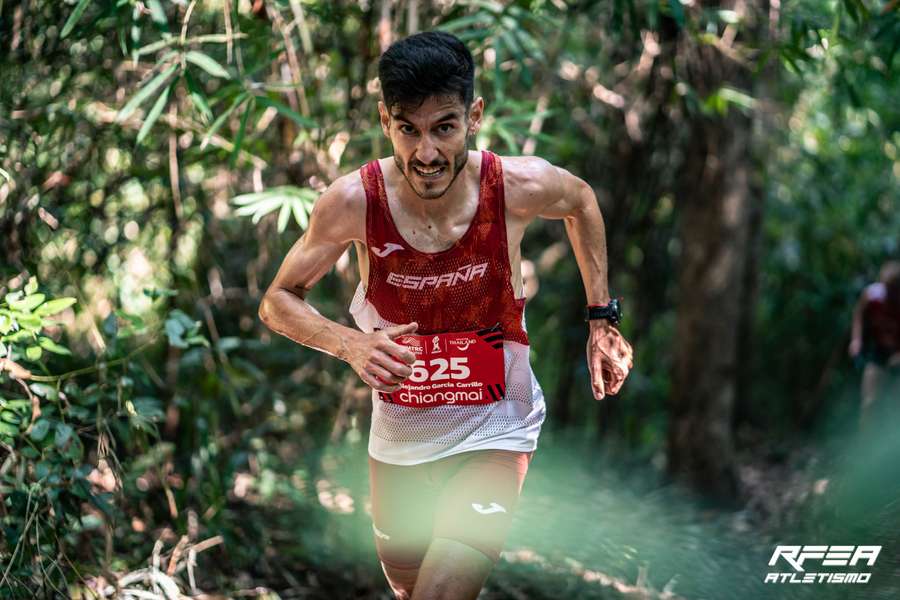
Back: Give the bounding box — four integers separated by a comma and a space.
307, 168, 367, 244
498, 154, 565, 218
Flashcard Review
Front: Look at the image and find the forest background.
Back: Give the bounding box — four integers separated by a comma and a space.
2, 0, 900, 598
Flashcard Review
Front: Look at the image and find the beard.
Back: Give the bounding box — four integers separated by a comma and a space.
395, 145, 469, 200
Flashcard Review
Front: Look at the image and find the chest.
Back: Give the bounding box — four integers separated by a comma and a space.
386, 197, 479, 254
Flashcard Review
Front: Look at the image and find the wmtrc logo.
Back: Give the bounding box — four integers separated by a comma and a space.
765, 545, 881, 584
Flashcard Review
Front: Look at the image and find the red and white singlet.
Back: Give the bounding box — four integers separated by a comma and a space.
349, 150, 546, 465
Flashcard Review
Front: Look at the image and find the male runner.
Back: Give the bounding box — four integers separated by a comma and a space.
849, 260, 900, 428
258, 31, 634, 600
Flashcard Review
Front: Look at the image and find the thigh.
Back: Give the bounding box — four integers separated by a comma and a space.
369, 455, 438, 568
431, 449, 534, 563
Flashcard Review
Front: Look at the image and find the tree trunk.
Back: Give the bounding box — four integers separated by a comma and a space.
666, 3, 764, 502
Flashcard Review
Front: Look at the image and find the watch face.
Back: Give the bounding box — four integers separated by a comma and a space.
611, 299, 621, 320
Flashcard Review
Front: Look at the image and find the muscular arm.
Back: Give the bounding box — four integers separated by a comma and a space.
506, 157, 630, 399
542, 167, 610, 305
258, 174, 364, 360
258, 173, 416, 392
508, 158, 610, 304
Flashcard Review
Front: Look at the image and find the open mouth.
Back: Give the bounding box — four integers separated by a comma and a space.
412, 165, 446, 179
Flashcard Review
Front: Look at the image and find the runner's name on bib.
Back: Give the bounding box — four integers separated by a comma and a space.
379, 327, 505, 407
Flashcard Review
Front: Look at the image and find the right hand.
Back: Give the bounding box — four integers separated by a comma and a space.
346, 322, 419, 393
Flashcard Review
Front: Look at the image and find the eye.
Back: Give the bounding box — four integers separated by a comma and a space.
399, 124, 416, 135
437, 124, 455, 134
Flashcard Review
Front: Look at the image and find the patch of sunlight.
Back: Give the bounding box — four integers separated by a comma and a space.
316, 479, 355, 514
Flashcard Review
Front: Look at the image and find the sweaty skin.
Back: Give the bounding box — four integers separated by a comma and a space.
258, 95, 632, 400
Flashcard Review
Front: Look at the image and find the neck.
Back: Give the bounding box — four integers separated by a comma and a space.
389, 150, 479, 222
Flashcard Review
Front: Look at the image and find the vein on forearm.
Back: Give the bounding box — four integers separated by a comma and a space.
565, 190, 609, 305
265, 287, 355, 361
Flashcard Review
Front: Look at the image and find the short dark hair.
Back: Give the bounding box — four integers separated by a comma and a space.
378, 31, 475, 113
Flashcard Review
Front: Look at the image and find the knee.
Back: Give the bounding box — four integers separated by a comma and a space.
381, 561, 420, 600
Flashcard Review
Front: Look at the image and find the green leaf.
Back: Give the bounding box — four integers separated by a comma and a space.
232, 187, 317, 227
16, 314, 42, 330
25, 277, 38, 295
65, 436, 84, 461
229, 97, 254, 168
0, 411, 21, 426
61, 0, 92, 39
142, 287, 177, 299
25, 346, 42, 361
38, 337, 71, 356
0, 399, 30, 412
277, 200, 291, 233
136, 79, 173, 144
133, 397, 165, 421
116, 63, 178, 123
185, 50, 230, 79
185, 70, 213, 123
134, 37, 175, 57
718, 86, 757, 111
165, 318, 186, 347
54, 423, 73, 448
164, 309, 198, 348
29, 419, 51, 442
35, 297, 76, 317
146, 0, 169, 29
10, 294, 46, 312
668, 0, 685, 28
0, 422, 19, 438
254, 95, 316, 128
2, 330, 33, 344
200, 91, 249, 150
29, 383, 58, 400
291, 198, 310, 230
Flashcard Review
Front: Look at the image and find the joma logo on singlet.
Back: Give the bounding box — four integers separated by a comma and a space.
386, 262, 489, 290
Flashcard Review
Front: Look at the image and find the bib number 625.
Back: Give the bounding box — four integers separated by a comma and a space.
408, 357, 470, 383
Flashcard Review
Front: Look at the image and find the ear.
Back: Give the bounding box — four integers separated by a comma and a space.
467, 97, 484, 137
378, 101, 391, 137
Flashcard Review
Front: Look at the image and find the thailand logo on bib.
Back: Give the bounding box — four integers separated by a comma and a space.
379, 325, 506, 407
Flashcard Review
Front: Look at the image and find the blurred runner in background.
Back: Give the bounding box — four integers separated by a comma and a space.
849, 260, 900, 428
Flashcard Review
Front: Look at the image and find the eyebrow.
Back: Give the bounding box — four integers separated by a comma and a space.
392, 111, 462, 125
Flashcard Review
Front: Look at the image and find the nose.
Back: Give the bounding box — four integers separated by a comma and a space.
415, 135, 439, 165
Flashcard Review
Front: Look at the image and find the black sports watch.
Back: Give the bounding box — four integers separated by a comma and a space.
585, 298, 622, 325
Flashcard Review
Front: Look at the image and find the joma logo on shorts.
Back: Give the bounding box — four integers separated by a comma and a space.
386, 262, 488, 290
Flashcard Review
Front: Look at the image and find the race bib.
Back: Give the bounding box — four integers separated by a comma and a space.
379, 326, 505, 407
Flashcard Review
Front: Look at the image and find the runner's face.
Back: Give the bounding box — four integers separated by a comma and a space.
379, 95, 483, 200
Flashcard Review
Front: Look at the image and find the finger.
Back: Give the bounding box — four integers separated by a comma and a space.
605, 370, 625, 395
587, 340, 605, 400
360, 369, 402, 393
366, 360, 405, 385
359, 371, 400, 394
592, 365, 606, 400
384, 322, 419, 339
372, 350, 413, 378
382, 339, 417, 365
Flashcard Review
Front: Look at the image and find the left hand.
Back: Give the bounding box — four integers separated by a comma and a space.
586, 321, 633, 400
